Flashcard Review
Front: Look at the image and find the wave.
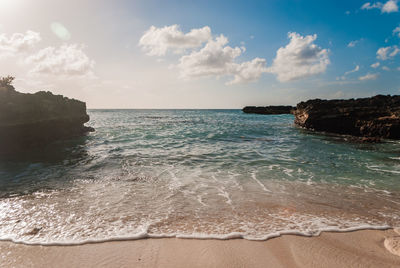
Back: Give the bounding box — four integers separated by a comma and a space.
366, 165, 400, 174
1, 110, 400, 248
0, 225, 392, 246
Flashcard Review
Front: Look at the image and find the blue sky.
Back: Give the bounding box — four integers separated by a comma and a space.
0, 0, 399, 108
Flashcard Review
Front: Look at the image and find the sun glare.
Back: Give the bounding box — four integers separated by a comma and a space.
0, 0, 21, 10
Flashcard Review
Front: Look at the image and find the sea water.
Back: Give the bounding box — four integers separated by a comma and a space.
0, 109, 399, 245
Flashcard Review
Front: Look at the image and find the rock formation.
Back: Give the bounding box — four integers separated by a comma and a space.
294, 95, 400, 140
242, 106, 294, 115
0, 84, 94, 155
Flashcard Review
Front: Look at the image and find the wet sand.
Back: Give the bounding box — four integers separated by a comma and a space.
1, 229, 400, 268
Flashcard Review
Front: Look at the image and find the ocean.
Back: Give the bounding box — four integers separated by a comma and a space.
0, 109, 399, 245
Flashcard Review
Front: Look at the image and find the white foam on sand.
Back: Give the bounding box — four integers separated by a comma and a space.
250, 172, 271, 192
0, 224, 392, 246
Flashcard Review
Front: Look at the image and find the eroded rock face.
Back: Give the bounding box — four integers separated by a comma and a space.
294, 95, 400, 140
0, 85, 94, 154
242, 106, 295, 115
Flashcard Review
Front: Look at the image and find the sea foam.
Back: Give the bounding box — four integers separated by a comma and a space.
1, 110, 399, 246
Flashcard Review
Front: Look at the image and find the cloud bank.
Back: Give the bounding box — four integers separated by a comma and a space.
377, 46, 400, 60
0, 30, 41, 57
27, 44, 95, 77
178, 35, 267, 85
140, 26, 330, 84
361, 0, 399, 13
0, 29, 96, 80
139, 25, 211, 56
267, 32, 330, 82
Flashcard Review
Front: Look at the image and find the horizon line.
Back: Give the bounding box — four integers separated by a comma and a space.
86, 108, 247, 110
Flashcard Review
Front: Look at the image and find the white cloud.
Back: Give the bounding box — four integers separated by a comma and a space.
393, 26, 400, 37
359, 73, 379, 80
371, 62, 380, 68
228, 58, 267, 85
336, 65, 360, 80
178, 35, 267, 85
347, 40, 359, 47
382, 0, 399, 12
377, 45, 400, 60
0, 30, 41, 57
382, 66, 390, 70
344, 65, 360, 75
26, 44, 95, 77
139, 25, 211, 56
140, 28, 330, 84
361, 2, 382, 9
267, 32, 330, 82
361, 1, 399, 13
178, 35, 242, 78
377, 46, 397, 60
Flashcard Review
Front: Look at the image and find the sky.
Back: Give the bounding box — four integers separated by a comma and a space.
0, 0, 399, 108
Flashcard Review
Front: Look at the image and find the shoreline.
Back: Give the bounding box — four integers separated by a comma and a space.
1, 229, 399, 267
0, 225, 393, 246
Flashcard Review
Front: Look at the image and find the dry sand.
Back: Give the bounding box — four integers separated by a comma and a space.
1, 229, 400, 268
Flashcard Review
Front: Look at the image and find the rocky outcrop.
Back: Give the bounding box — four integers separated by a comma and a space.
0, 85, 94, 154
242, 106, 295, 115
294, 95, 400, 140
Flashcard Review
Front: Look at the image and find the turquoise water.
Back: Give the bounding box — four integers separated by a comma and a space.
0, 109, 399, 244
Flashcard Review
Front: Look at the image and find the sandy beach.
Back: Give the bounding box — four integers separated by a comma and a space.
2, 0, 400, 267
1, 229, 399, 268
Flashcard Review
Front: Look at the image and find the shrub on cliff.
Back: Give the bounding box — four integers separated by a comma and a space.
0, 75, 15, 87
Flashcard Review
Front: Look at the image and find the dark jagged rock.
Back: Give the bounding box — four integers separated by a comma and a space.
242, 105, 295, 115
0, 85, 94, 155
294, 95, 400, 140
